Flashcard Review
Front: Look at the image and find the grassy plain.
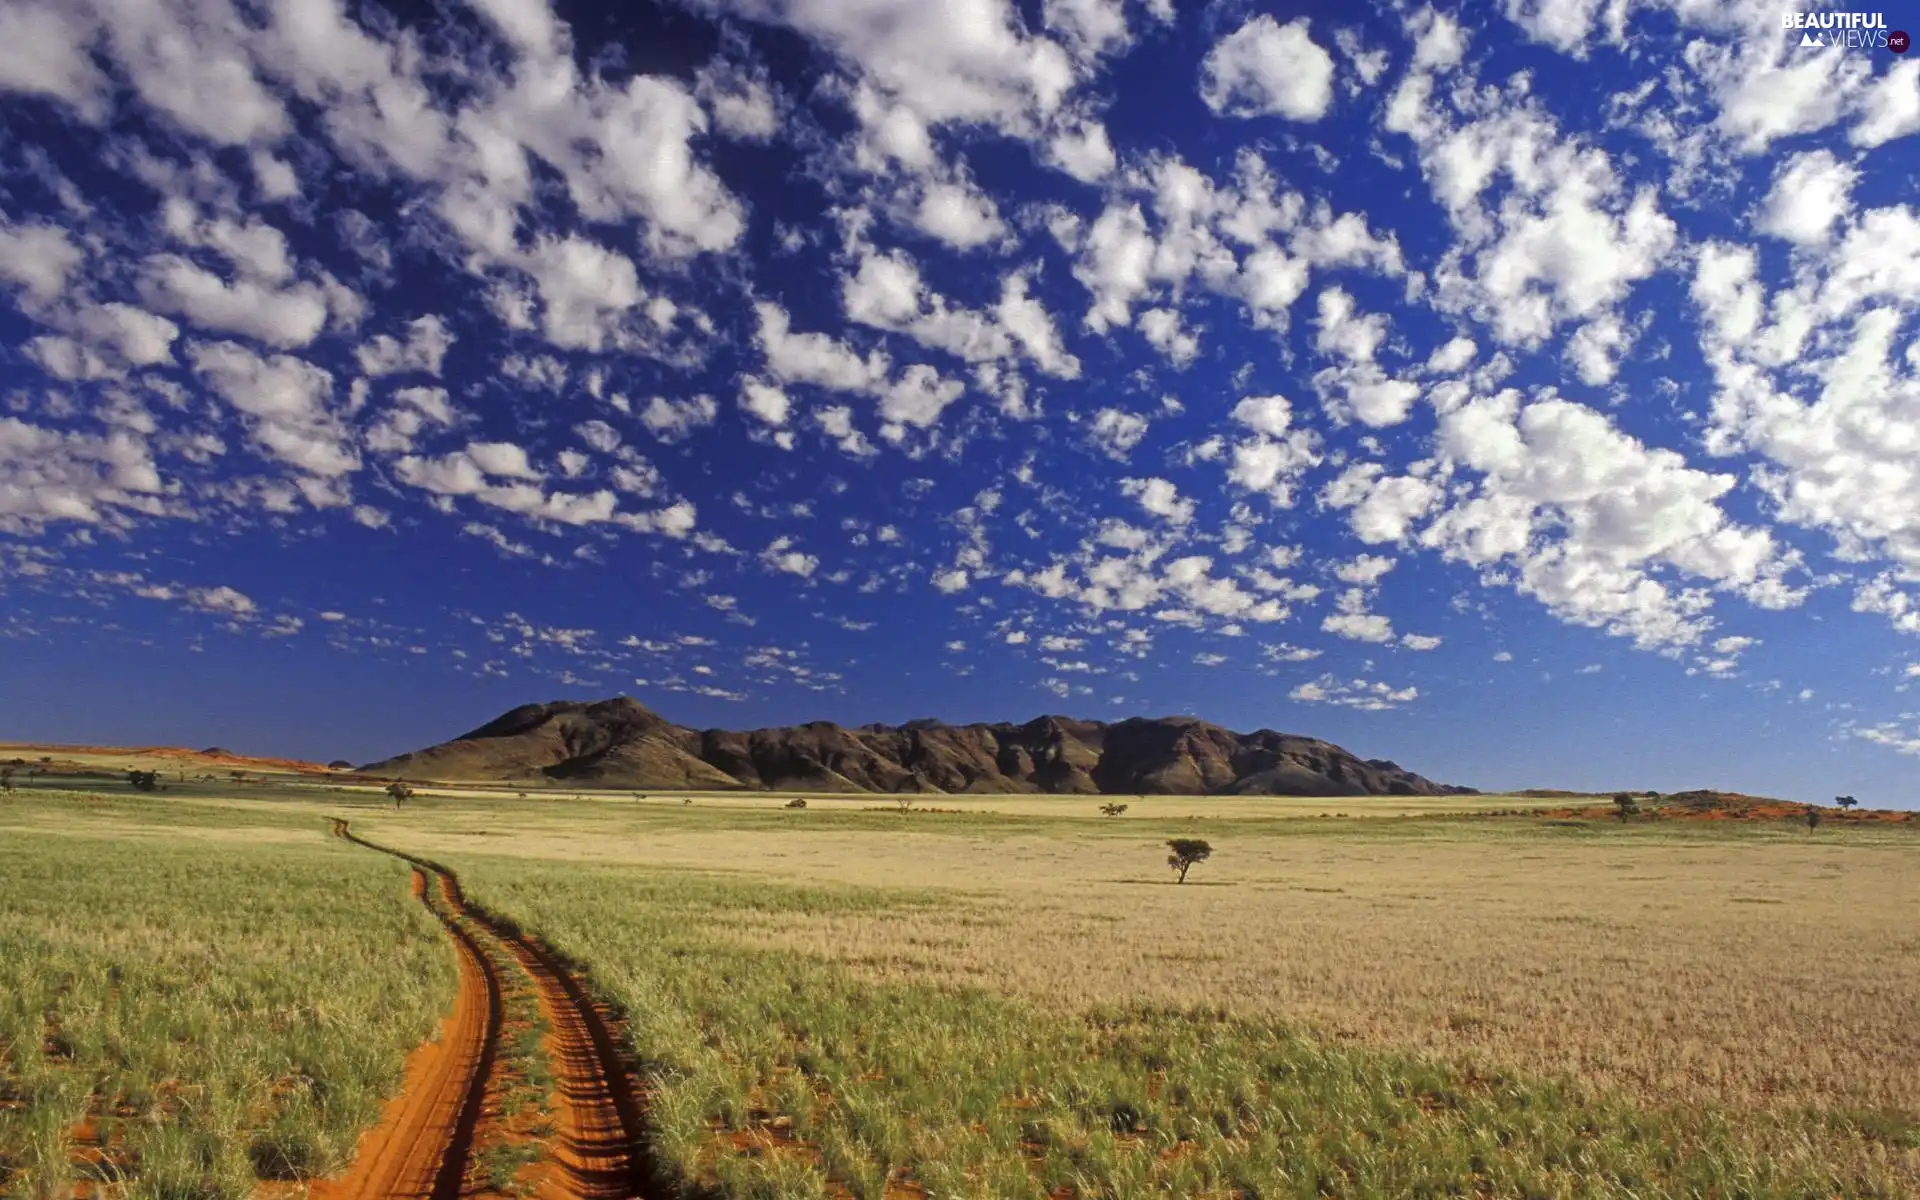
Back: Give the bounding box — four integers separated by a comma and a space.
4, 772, 1918, 1197
356, 791, 1920, 1195
0, 796, 454, 1199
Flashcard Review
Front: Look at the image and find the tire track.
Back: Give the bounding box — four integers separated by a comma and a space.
319, 820, 501, 1200
329, 820, 654, 1200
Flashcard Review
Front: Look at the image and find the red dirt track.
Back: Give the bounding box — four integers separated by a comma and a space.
325, 820, 653, 1200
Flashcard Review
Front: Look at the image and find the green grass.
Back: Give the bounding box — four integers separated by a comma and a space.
0, 826, 455, 1199
449, 855, 1904, 1199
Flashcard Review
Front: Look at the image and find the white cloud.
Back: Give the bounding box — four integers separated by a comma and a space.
0, 2, 110, 121
1851, 59, 1920, 149
740, 378, 791, 427
188, 341, 357, 480
1262, 642, 1321, 663
696, 58, 780, 141
0, 418, 165, 533
1087, 408, 1150, 460
356, 315, 456, 378
1427, 335, 1476, 374
761, 535, 818, 579
931, 567, 970, 593
640, 394, 719, 444
1138, 307, 1200, 366
1422, 390, 1800, 650
1501, 0, 1629, 56
1289, 674, 1418, 711
464, 441, 541, 480
1853, 721, 1920, 758
0, 221, 84, 306
712, 0, 1080, 165
1121, 477, 1195, 526
1199, 15, 1335, 122
756, 301, 890, 394
1319, 462, 1442, 545
815, 406, 877, 458
1334, 554, 1395, 585
187, 585, 256, 618
913, 179, 1007, 250
1755, 150, 1858, 246
879, 364, 966, 431
138, 256, 330, 349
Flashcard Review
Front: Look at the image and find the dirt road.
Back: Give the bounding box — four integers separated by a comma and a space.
324, 820, 652, 1199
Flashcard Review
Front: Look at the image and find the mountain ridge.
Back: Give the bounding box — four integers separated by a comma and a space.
362, 696, 1479, 797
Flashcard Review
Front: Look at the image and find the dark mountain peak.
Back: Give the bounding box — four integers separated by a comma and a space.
364, 697, 1475, 798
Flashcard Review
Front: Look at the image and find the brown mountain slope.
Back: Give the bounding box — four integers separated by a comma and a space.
361, 697, 1477, 797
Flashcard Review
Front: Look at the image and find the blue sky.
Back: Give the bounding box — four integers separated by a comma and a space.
2, 0, 1918, 804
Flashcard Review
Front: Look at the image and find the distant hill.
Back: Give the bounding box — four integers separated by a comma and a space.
360, 697, 1479, 797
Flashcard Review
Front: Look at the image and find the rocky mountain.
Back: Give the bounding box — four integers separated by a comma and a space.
361, 697, 1476, 797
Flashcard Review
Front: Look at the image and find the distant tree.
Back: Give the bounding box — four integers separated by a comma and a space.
1166, 838, 1213, 884
385, 781, 414, 808
895, 794, 915, 813
682, 796, 692, 806
1612, 793, 1639, 823
327, 760, 354, 771
786, 797, 808, 809
1805, 804, 1822, 830
127, 770, 160, 793
1100, 802, 1129, 818
1835, 795, 1858, 810
0, 766, 13, 794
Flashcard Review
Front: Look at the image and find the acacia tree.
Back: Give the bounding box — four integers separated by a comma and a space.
1100, 802, 1129, 818
1835, 795, 1858, 810
1, 766, 13, 794
1805, 804, 1822, 830
127, 770, 159, 793
1166, 838, 1213, 884
385, 781, 414, 808
1612, 793, 1639, 823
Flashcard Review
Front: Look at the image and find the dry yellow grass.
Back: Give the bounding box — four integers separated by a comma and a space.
365, 811, 1920, 1135
17, 783, 1918, 1149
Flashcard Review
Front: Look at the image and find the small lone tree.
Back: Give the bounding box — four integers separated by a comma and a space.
1166, 838, 1213, 884
0, 766, 13, 794
1099, 802, 1129, 817
1805, 804, 1821, 829
785, 797, 808, 809
1835, 795, 1858, 810
1612, 792, 1639, 823
127, 770, 160, 793
385, 781, 414, 808
895, 794, 915, 813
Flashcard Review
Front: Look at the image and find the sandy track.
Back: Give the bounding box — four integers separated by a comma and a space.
328, 820, 652, 1200
318, 824, 500, 1200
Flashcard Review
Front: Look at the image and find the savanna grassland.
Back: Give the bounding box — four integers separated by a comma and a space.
0, 794, 454, 1198
3, 769, 1918, 1198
